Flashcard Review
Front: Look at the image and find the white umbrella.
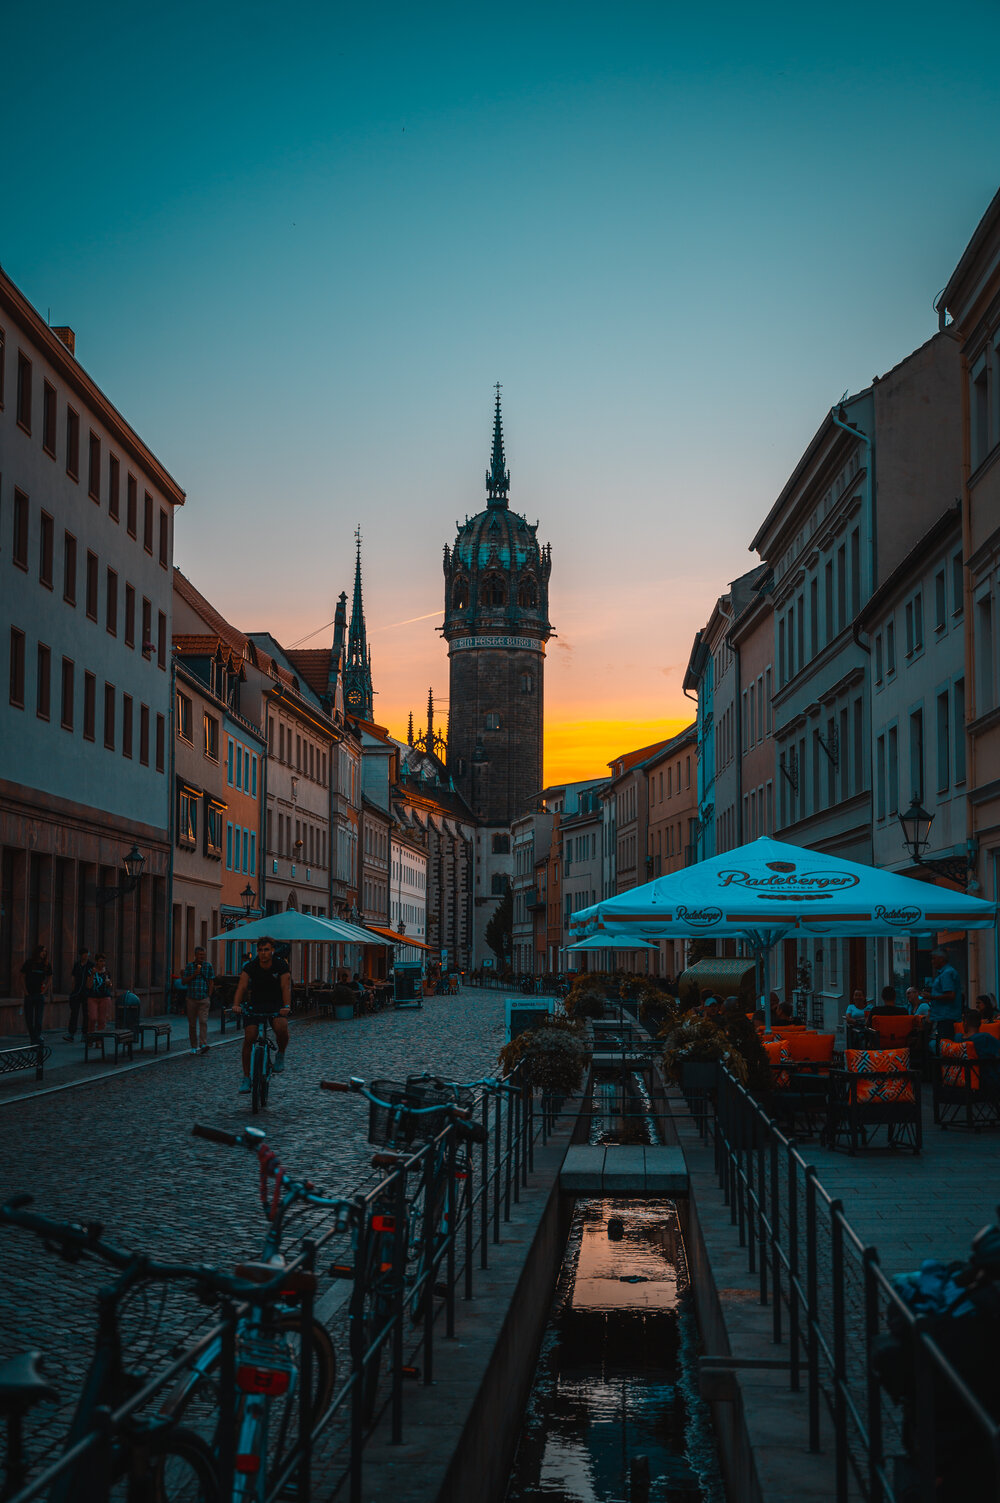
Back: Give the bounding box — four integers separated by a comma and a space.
570, 836, 997, 1027
209, 911, 392, 945
565, 935, 658, 952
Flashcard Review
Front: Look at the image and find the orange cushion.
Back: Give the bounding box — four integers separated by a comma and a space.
763, 1038, 792, 1088
980, 1020, 1000, 1040
941, 1038, 980, 1090
845, 1048, 914, 1103
781, 1032, 835, 1062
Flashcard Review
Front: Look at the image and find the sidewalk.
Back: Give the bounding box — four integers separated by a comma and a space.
0, 1010, 241, 1105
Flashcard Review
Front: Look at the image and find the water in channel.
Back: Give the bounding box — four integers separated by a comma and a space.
505, 1077, 725, 1503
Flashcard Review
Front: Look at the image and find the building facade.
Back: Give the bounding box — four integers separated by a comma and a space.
0, 270, 183, 1022
644, 725, 698, 977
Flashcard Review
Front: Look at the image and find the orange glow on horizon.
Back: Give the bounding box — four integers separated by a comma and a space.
542, 716, 692, 785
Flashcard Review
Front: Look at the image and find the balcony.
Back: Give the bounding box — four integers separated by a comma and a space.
525, 887, 545, 911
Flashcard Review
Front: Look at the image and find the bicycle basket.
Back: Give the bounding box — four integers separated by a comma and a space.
405, 1078, 475, 1114
368, 1079, 418, 1146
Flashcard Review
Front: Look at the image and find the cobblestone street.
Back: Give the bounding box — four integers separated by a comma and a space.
0, 988, 509, 1438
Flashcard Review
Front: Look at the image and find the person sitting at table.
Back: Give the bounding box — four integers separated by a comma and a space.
955, 1009, 1000, 1090
773, 1001, 802, 1027
870, 985, 906, 1018
975, 993, 998, 1023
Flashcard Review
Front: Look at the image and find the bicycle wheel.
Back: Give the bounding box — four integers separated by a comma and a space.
362, 1295, 391, 1424
238, 1315, 336, 1482
259, 1054, 270, 1110
108, 1426, 218, 1502
251, 1045, 265, 1114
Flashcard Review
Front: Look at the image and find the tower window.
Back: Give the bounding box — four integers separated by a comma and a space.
520, 673, 533, 694
480, 574, 506, 607
517, 578, 537, 608
484, 712, 502, 731
452, 577, 469, 609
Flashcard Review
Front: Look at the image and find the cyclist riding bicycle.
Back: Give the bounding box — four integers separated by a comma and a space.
232, 936, 291, 1093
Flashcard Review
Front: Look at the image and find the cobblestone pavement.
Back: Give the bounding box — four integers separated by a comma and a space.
0, 988, 510, 1458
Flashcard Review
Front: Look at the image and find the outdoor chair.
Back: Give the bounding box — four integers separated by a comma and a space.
824, 1048, 922, 1155
764, 1032, 836, 1136
871, 1015, 916, 1049
932, 1043, 1000, 1131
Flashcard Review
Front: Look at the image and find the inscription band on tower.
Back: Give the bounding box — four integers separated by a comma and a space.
448, 634, 545, 654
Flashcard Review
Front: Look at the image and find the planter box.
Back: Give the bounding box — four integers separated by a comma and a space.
680, 1061, 719, 1091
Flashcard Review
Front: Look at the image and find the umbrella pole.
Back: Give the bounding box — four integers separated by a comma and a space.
763, 944, 772, 1032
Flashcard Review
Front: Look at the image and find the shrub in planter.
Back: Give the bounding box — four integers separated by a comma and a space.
720, 1012, 772, 1096
498, 1015, 586, 1096
637, 984, 678, 1036
662, 1014, 749, 1086
564, 989, 605, 1022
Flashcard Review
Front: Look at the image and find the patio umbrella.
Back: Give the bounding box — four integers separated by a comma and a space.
569, 836, 997, 1028
209, 911, 392, 945
565, 935, 659, 951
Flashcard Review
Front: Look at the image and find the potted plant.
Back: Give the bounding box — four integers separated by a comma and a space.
662, 1014, 749, 1089
498, 1015, 586, 1097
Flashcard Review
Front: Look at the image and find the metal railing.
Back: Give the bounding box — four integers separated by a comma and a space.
707, 1067, 1000, 1503
6, 1072, 553, 1503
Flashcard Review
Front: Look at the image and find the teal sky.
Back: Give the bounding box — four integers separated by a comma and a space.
6, 0, 1000, 775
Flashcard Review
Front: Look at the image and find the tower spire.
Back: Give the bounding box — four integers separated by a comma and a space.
426, 687, 434, 749
344, 525, 374, 719
486, 382, 510, 508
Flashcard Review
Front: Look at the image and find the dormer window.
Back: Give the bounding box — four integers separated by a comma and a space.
480, 574, 506, 607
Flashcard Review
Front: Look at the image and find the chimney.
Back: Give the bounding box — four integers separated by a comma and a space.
52, 327, 75, 355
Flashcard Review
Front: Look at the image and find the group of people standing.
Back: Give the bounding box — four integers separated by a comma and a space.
19, 945, 114, 1045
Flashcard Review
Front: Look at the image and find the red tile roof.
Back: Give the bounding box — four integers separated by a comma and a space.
173, 569, 298, 690
608, 739, 673, 778
285, 649, 330, 697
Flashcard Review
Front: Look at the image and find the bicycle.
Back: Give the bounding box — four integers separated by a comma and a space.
161, 1124, 356, 1500
0, 1193, 279, 1503
242, 1013, 278, 1114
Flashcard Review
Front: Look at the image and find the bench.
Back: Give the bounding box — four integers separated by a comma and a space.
219, 1007, 244, 1034
137, 1022, 172, 1055
83, 1029, 135, 1065
0, 1042, 51, 1083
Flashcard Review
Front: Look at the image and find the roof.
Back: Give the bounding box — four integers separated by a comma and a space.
639, 724, 697, 772
172, 632, 240, 662
749, 388, 870, 556
857, 504, 961, 627
607, 739, 673, 781
941, 187, 1000, 321
285, 649, 330, 698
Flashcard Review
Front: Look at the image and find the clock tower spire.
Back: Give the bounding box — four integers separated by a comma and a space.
344, 526, 374, 719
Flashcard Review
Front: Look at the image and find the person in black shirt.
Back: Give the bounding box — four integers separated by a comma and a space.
870, 985, 906, 1018
232, 937, 291, 1093
20, 945, 52, 1045
64, 947, 93, 1042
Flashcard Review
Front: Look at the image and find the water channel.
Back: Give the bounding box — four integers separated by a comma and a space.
505, 1076, 725, 1503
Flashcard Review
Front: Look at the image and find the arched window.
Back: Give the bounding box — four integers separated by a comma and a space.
480, 573, 506, 607
520, 673, 533, 694
517, 577, 537, 608
452, 577, 469, 609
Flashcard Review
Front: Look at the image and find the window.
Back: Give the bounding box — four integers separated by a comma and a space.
952, 551, 964, 616
0, 327, 5, 407
972, 357, 990, 467
810, 577, 818, 654
976, 595, 995, 711
142, 598, 152, 656
9, 628, 25, 707
103, 683, 115, 749
249, 832, 256, 875
155, 713, 165, 772
106, 568, 118, 635
836, 544, 847, 631
63, 533, 77, 604
206, 802, 223, 857
124, 585, 135, 647
765, 669, 772, 734
127, 475, 137, 537
492, 833, 510, 853
888, 725, 898, 815
122, 694, 133, 758
157, 611, 166, 669
242, 829, 248, 873
143, 491, 154, 553
16, 352, 31, 431
824, 559, 834, 642
178, 787, 197, 847
61, 659, 74, 730
39, 512, 53, 588
876, 735, 886, 821
42, 381, 56, 455
850, 528, 861, 618
88, 432, 101, 500
251, 754, 257, 797
36, 644, 50, 720
906, 592, 924, 654
484, 711, 501, 731
936, 692, 949, 792
203, 713, 219, 760
108, 454, 120, 520
236, 743, 243, 787
853, 698, 864, 793
227, 739, 234, 784
226, 822, 233, 869
452, 577, 469, 609
909, 708, 924, 803
479, 573, 506, 607
874, 633, 883, 684
935, 570, 946, 632
886, 620, 896, 675
159, 509, 168, 568
954, 679, 966, 784
65, 407, 79, 479
177, 691, 193, 741
140, 704, 150, 765
86, 552, 98, 620
83, 672, 96, 740
13, 490, 28, 570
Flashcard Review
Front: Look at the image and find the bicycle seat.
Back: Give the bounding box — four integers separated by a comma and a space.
0, 1352, 58, 1409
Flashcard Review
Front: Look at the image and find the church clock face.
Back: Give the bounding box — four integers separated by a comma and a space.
347, 688, 363, 708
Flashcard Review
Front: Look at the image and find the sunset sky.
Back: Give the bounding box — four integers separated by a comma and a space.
6, 1, 1000, 785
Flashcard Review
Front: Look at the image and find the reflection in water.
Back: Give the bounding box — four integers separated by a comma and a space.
506, 1197, 724, 1503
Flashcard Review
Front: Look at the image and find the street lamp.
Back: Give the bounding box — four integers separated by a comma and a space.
898, 795, 978, 888
241, 883, 257, 915
97, 846, 146, 907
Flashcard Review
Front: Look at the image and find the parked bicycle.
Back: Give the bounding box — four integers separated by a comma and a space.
0, 1193, 273, 1503
159, 1124, 361, 1500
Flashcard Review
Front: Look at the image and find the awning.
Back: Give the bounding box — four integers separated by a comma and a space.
365, 924, 433, 951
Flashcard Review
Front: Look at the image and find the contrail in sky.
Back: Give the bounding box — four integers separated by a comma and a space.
376, 610, 443, 632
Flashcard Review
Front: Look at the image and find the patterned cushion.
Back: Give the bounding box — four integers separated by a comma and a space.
845, 1048, 914, 1103
763, 1038, 792, 1089
941, 1038, 980, 1091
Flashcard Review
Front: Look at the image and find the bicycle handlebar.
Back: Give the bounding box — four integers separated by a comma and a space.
192, 1123, 243, 1147
320, 1077, 471, 1119
191, 1124, 359, 1221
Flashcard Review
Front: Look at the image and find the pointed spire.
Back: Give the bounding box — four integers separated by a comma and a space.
344, 526, 374, 718
407, 710, 414, 747
426, 687, 434, 749
486, 382, 510, 508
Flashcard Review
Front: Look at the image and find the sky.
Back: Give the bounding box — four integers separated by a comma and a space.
5, 0, 1000, 783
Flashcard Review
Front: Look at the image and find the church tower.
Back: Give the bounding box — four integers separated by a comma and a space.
443, 388, 552, 824
343, 527, 374, 719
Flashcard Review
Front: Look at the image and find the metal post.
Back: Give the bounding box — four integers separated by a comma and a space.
526, 1087, 534, 1175
348, 1213, 368, 1502
769, 1134, 781, 1340
788, 1143, 800, 1393
831, 1205, 848, 1503
480, 1090, 490, 1270
391, 1172, 407, 1444
445, 1132, 457, 1339
863, 1247, 884, 1503
805, 1168, 820, 1452
217, 1300, 237, 1503
494, 1087, 503, 1241
912, 1323, 937, 1503
422, 1151, 436, 1385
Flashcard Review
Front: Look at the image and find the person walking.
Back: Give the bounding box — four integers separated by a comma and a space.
87, 955, 113, 1033
231, 937, 291, 1093
64, 947, 93, 1042
182, 946, 215, 1055
20, 945, 52, 1045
